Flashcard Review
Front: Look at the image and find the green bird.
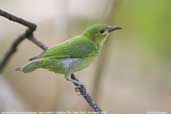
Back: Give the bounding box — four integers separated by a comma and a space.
17, 24, 121, 84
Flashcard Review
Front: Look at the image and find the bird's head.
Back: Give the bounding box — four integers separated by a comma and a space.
83, 24, 122, 47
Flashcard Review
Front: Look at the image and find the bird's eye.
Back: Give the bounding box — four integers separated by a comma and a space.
99, 30, 105, 34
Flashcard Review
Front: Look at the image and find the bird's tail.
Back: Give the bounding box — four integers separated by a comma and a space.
16, 60, 43, 73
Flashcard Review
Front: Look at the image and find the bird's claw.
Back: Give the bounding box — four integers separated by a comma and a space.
67, 75, 84, 95
75, 87, 80, 92
74, 85, 81, 94
75, 87, 81, 96
74, 85, 84, 96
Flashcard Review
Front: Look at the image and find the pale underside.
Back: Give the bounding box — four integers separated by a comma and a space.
39, 56, 95, 75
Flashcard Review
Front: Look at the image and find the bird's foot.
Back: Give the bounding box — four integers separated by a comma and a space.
74, 85, 82, 96
67, 76, 83, 86
66, 76, 84, 95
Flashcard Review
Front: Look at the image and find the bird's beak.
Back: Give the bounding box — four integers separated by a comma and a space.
108, 26, 122, 32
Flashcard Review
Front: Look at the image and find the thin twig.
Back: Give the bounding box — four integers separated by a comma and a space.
0, 9, 36, 30
28, 34, 48, 51
0, 9, 103, 113
0, 30, 27, 72
71, 74, 103, 113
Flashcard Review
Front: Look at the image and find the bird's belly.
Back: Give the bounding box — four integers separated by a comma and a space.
71, 57, 95, 72
43, 57, 95, 74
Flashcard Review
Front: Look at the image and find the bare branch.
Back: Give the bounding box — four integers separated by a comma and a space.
0, 9, 36, 30
28, 34, 48, 51
0, 9, 47, 72
71, 74, 103, 113
0, 30, 28, 72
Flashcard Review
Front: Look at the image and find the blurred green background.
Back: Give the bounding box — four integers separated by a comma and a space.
0, 0, 171, 113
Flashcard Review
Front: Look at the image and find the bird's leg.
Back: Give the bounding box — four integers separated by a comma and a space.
64, 74, 83, 94
71, 74, 85, 96
66, 75, 83, 86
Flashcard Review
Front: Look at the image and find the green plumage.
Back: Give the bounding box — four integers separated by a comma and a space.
17, 24, 121, 82
43, 36, 98, 58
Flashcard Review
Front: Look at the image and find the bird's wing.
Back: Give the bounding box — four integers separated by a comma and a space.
34, 36, 98, 60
